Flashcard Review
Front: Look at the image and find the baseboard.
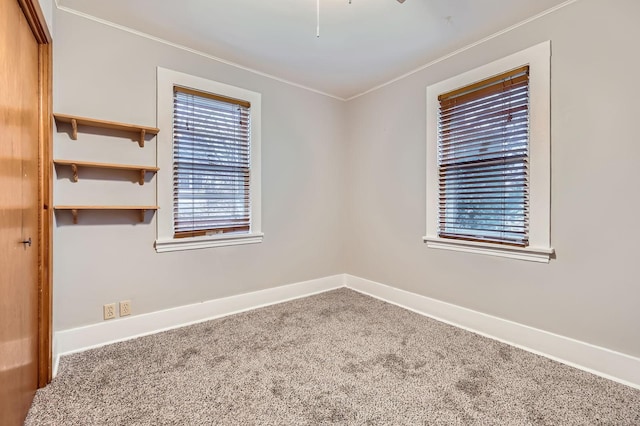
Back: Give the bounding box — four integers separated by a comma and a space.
345, 274, 640, 390
53, 272, 640, 390
52, 334, 60, 378
53, 274, 345, 375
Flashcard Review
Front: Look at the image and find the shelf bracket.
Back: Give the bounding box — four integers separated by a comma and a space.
139, 129, 146, 148
71, 118, 78, 140
71, 209, 78, 224
71, 163, 79, 182
139, 209, 146, 223
139, 169, 146, 186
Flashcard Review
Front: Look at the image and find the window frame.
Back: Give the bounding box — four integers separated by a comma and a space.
424, 41, 553, 263
156, 67, 262, 252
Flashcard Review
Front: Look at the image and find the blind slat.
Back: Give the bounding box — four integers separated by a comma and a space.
440, 108, 529, 133
439, 69, 529, 103
440, 115, 529, 142
439, 90, 529, 123
439, 133, 529, 155
440, 126, 529, 150
440, 99, 529, 125
439, 82, 529, 115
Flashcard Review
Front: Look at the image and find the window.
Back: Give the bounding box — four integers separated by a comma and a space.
172, 87, 251, 238
156, 68, 262, 252
438, 66, 530, 246
424, 42, 553, 262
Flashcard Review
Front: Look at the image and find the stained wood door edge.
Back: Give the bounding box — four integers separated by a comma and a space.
37, 41, 53, 388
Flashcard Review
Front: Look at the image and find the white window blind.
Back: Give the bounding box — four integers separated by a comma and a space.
437, 66, 530, 247
172, 86, 251, 238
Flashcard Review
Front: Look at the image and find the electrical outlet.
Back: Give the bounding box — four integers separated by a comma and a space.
119, 300, 131, 317
103, 303, 116, 320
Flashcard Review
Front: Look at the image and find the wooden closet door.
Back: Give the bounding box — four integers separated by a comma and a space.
0, 0, 41, 424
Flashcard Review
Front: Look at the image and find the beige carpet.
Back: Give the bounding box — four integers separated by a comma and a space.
27, 288, 640, 425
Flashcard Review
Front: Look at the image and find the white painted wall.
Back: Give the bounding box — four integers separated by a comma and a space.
52, 10, 347, 330
37, 0, 53, 34
345, 0, 640, 357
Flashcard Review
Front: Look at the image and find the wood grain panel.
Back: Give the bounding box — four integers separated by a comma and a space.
0, 0, 44, 423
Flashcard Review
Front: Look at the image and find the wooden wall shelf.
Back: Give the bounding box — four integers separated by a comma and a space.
54, 205, 159, 224
54, 159, 159, 185
53, 113, 160, 147
53, 113, 160, 225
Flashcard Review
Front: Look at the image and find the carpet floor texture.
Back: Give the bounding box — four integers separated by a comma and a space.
27, 288, 640, 425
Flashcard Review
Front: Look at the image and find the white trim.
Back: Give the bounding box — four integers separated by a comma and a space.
52, 334, 60, 377
155, 233, 264, 253
53, 275, 344, 375
345, 274, 640, 390
425, 41, 552, 261
346, 0, 578, 101
423, 237, 554, 263
156, 67, 262, 252
53, 273, 640, 389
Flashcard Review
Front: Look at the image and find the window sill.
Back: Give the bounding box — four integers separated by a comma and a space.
155, 232, 264, 253
423, 236, 554, 263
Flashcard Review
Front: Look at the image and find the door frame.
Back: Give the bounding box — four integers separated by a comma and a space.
16, 0, 53, 387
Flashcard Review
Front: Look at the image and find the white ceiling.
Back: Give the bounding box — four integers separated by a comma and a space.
57, 0, 570, 99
